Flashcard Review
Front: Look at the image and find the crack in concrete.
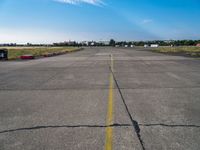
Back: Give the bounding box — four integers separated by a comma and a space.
0, 123, 131, 134
139, 123, 200, 128
1, 123, 199, 134
109, 66, 146, 150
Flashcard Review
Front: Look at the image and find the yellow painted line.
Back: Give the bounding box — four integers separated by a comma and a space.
110, 54, 114, 72
105, 54, 114, 150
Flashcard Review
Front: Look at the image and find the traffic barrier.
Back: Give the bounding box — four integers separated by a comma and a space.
20, 55, 35, 60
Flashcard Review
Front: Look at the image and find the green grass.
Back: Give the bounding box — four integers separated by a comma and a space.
0, 47, 79, 60
152, 46, 200, 57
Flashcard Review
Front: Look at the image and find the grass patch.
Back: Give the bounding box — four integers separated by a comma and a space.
0, 47, 79, 60
152, 46, 200, 57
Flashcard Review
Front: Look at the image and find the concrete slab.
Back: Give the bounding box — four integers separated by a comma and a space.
41, 72, 110, 90
0, 126, 143, 150
0, 90, 108, 131
140, 126, 200, 150
115, 72, 199, 89
0, 70, 57, 90
0, 47, 200, 149
0, 128, 105, 150
121, 88, 200, 125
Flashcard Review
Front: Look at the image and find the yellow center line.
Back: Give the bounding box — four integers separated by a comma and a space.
105, 54, 114, 150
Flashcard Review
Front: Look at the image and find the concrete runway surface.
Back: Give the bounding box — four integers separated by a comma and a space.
0, 47, 200, 150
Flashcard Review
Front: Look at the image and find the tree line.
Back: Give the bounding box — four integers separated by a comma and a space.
114, 40, 200, 47
53, 39, 200, 47
1, 39, 200, 47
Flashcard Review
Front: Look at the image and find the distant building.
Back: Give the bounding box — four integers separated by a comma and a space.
81, 41, 88, 46
150, 44, 159, 48
144, 44, 149, 48
99, 41, 109, 46
90, 42, 95, 46
196, 44, 200, 47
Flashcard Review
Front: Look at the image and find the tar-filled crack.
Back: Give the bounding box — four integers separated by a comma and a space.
139, 123, 200, 128
1, 123, 199, 134
109, 65, 146, 150
0, 124, 131, 134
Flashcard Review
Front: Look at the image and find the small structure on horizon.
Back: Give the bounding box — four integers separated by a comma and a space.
144, 44, 149, 48
150, 44, 159, 48
196, 43, 200, 47
0, 49, 8, 60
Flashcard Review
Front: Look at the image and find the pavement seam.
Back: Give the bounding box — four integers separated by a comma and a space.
2, 86, 200, 91
109, 55, 146, 150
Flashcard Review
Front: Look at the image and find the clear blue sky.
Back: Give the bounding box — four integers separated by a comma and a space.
0, 0, 200, 43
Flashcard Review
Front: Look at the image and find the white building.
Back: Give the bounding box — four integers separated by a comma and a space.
150, 44, 159, 48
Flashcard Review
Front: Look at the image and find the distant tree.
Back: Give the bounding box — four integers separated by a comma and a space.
27, 43, 32, 46
128, 42, 133, 46
184, 40, 195, 46
109, 39, 116, 46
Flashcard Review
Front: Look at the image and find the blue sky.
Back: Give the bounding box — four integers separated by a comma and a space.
0, 0, 200, 43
